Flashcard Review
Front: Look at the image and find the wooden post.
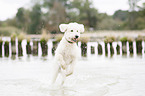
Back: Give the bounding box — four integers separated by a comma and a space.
105, 43, 108, 56
81, 42, 87, 57
4, 41, 9, 57
135, 36, 144, 55
116, 44, 120, 55
0, 40, 2, 57
91, 46, 95, 54
120, 37, 128, 55
26, 41, 31, 54
129, 41, 133, 55
11, 38, 16, 55
52, 41, 58, 56
98, 43, 102, 55
18, 40, 23, 56
40, 40, 48, 56
104, 36, 115, 57
122, 41, 127, 55
109, 42, 114, 57
33, 40, 38, 56
136, 39, 142, 55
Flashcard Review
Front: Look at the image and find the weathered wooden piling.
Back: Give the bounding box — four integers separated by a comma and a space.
79, 37, 90, 57
0, 39, 3, 57
136, 36, 143, 55
120, 37, 127, 55
11, 34, 16, 55
18, 33, 24, 57
4, 41, 9, 57
40, 29, 50, 56
40, 39, 48, 56
33, 40, 39, 56
116, 44, 120, 55
26, 38, 31, 54
18, 40, 23, 56
104, 43, 108, 56
91, 46, 95, 54
109, 42, 114, 56
98, 43, 102, 55
81, 42, 87, 57
52, 41, 58, 56
128, 38, 134, 55
104, 36, 115, 57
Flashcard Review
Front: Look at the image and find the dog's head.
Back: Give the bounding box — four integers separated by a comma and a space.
59, 22, 84, 43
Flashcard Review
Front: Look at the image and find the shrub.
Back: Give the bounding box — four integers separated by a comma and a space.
120, 36, 128, 42
104, 36, 116, 43
40, 29, 50, 43
18, 32, 25, 42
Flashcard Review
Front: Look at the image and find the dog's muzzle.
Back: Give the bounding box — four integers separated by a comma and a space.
66, 35, 79, 44
72, 35, 79, 42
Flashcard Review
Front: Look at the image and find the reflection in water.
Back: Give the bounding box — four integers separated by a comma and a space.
11, 55, 16, 60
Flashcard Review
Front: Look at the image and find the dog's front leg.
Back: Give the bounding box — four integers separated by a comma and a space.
60, 70, 66, 85
55, 53, 66, 70
66, 60, 76, 77
51, 63, 60, 84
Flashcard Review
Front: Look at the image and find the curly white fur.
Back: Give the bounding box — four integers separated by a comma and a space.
51, 22, 84, 85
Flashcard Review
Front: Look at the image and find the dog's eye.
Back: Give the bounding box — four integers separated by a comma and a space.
71, 30, 73, 32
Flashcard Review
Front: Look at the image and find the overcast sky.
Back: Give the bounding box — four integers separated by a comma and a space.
0, 0, 145, 21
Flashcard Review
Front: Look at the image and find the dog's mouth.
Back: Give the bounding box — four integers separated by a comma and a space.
72, 38, 78, 42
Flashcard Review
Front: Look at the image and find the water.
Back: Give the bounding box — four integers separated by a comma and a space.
0, 38, 145, 96
0, 55, 145, 96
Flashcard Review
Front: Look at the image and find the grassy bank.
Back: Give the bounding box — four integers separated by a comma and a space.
0, 26, 22, 36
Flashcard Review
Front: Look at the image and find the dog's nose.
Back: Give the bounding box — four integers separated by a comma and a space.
75, 35, 79, 38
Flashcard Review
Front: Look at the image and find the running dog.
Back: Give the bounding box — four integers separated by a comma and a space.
51, 22, 84, 85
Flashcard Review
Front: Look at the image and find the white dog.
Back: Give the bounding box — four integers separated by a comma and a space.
51, 22, 84, 85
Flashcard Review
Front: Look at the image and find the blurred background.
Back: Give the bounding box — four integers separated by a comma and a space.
0, 0, 145, 35
0, 0, 145, 58
1, 0, 145, 96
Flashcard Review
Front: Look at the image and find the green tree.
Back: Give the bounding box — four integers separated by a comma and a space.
28, 4, 42, 34
16, 8, 27, 30
113, 10, 129, 21
128, 0, 141, 30
69, 0, 99, 30
47, 1, 66, 33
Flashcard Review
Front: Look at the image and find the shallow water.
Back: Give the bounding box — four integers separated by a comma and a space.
0, 55, 145, 96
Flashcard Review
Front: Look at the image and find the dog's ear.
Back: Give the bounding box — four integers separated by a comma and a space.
79, 24, 85, 33
59, 24, 68, 32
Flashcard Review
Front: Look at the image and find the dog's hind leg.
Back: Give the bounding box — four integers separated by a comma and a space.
51, 64, 60, 84
60, 71, 66, 85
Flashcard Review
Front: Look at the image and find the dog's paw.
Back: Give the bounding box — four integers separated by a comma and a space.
66, 71, 73, 76
61, 64, 66, 70
66, 73, 73, 76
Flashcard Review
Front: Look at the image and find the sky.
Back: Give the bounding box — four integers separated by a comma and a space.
0, 0, 145, 21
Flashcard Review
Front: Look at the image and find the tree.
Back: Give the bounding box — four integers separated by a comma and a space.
69, 0, 99, 30
47, 1, 66, 33
128, 0, 141, 29
128, 0, 141, 11
113, 10, 129, 21
16, 7, 26, 30
28, 4, 42, 34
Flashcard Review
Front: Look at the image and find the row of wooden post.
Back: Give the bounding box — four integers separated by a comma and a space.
0, 40, 48, 57
84, 40, 143, 57
0, 39, 144, 57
